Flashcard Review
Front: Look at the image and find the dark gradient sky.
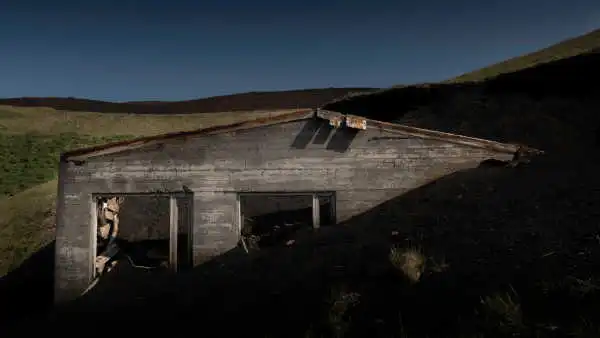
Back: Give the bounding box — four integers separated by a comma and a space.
0, 0, 598, 101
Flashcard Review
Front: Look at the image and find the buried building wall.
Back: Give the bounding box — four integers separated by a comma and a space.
54, 117, 515, 303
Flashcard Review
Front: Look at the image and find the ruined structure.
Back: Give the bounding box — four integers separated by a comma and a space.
54, 109, 539, 303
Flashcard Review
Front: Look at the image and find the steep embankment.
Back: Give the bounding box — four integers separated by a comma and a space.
323, 49, 600, 152
447, 28, 600, 83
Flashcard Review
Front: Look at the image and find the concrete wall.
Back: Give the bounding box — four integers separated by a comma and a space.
54, 117, 512, 303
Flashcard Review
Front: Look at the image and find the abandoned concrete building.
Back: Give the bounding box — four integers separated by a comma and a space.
54, 108, 538, 303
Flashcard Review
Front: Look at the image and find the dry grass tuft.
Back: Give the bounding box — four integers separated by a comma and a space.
479, 286, 524, 333
389, 245, 426, 283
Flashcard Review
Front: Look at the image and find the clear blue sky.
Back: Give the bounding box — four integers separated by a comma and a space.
0, 0, 598, 102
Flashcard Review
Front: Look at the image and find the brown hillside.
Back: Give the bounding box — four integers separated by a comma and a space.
0, 88, 377, 114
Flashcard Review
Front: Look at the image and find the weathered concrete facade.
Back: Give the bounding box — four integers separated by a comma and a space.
54, 110, 522, 303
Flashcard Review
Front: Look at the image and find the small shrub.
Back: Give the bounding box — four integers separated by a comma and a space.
479, 287, 524, 333
389, 245, 426, 283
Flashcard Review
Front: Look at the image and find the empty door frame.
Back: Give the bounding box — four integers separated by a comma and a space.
89, 192, 189, 281
235, 192, 336, 234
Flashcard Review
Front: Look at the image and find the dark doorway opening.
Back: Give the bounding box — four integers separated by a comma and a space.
88, 193, 192, 296
238, 192, 335, 250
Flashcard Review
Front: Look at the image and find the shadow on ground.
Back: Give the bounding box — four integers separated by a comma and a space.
0, 241, 54, 325
5, 152, 600, 337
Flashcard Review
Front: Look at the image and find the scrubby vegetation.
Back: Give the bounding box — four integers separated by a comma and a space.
0, 133, 130, 196
0, 133, 131, 276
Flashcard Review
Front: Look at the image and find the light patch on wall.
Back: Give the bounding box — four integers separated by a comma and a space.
329, 116, 343, 128
345, 116, 367, 130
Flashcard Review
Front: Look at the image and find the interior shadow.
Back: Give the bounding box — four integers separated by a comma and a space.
242, 206, 314, 249
240, 193, 335, 250
0, 241, 55, 327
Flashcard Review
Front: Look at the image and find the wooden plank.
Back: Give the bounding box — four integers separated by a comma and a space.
330, 193, 337, 224
89, 195, 97, 281
236, 194, 242, 236
312, 193, 320, 229
176, 195, 193, 270
169, 196, 178, 272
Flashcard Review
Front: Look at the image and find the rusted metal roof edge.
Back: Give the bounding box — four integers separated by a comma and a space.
61, 109, 315, 162
63, 107, 542, 163
318, 109, 541, 155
